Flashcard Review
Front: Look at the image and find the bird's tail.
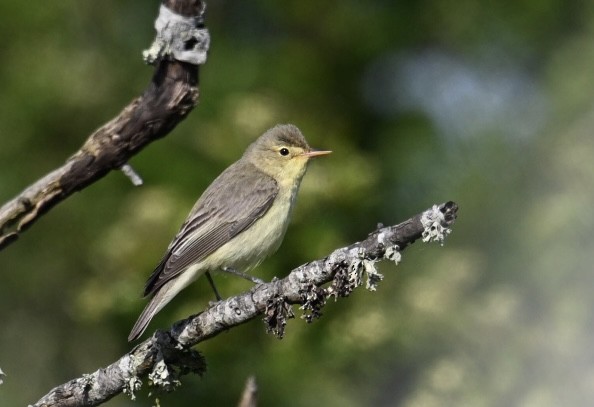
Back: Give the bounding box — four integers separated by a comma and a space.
128, 265, 206, 341
128, 291, 168, 341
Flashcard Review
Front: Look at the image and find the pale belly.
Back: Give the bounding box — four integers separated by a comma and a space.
200, 186, 296, 273
155, 174, 305, 307
155, 198, 294, 311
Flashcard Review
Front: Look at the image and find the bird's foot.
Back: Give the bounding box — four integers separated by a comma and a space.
222, 267, 265, 284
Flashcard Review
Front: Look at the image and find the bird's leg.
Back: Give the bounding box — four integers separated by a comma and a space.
205, 271, 222, 301
222, 266, 265, 284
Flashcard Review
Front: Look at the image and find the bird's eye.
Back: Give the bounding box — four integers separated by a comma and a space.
279, 148, 290, 156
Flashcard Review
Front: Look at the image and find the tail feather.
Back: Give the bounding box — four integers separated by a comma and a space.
128, 265, 205, 341
128, 289, 170, 341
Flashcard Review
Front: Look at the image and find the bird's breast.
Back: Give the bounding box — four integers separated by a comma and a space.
204, 183, 299, 273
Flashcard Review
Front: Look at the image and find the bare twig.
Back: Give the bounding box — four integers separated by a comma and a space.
120, 164, 144, 187
237, 376, 258, 407
0, 0, 208, 251
31, 202, 458, 407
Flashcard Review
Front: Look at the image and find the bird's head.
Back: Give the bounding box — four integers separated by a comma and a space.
245, 124, 331, 185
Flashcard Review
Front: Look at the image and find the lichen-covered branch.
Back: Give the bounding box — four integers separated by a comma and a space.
0, 0, 207, 252
32, 202, 458, 407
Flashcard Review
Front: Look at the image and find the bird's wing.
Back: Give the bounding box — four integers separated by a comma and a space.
143, 163, 278, 296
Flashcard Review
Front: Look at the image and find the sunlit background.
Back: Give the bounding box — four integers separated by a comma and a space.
1, 1, 593, 406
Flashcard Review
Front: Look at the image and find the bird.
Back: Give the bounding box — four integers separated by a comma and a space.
128, 124, 331, 341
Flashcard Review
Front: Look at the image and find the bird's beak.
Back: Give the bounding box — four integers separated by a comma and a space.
302, 149, 332, 158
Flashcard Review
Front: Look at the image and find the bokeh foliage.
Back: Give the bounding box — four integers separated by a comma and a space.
1, 1, 594, 406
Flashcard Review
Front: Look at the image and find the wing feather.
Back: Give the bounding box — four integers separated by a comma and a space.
143, 162, 278, 296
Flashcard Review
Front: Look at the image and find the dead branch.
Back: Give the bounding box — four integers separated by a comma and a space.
0, 0, 208, 251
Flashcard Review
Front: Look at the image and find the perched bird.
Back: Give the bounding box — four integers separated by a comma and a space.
128, 124, 331, 341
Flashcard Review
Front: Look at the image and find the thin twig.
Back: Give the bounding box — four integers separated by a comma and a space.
237, 376, 258, 407
120, 164, 144, 187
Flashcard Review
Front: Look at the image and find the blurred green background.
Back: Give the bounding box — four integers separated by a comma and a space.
1, 1, 594, 406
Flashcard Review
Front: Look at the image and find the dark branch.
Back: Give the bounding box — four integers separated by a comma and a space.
0, 0, 207, 251
32, 202, 458, 407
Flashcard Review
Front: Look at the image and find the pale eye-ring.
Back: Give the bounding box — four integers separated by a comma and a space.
279, 147, 290, 156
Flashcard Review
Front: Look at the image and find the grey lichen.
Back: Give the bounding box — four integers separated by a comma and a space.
264, 295, 295, 338
327, 266, 356, 299
376, 230, 388, 246
384, 245, 401, 265
299, 282, 327, 323
421, 204, 452, 245
148, 359, 181, 393
121, 353, 144, 400
362, 259, 384, 291
143, 4, 210, 65
123, 376, 142, 401
348, 259, 363, 288
347, 247, 385, 292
